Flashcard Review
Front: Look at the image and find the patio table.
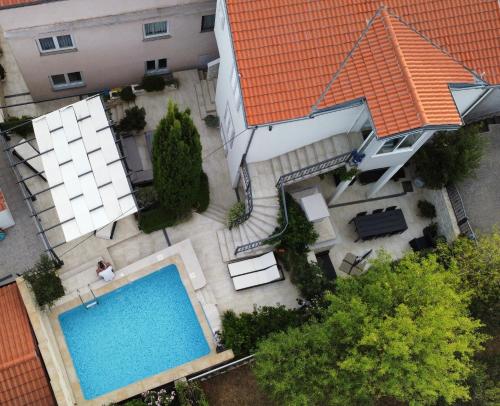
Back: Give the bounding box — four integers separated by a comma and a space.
353, 209, 407, 240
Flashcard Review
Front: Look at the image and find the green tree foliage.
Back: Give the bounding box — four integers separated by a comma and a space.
435, 232, 500, 335
117, 106, 146, 133
23, 254, 64, 309
221, 306, 305, 356
273, 192, 318, 254
254, 252, 485, 406
415, 125, 486, 188
152, 100, 202, 224
0, 115, 34, 138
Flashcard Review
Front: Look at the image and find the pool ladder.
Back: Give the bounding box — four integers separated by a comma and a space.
77, 285, 99, 309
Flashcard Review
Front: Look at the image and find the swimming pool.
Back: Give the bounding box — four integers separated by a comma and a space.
58, 264, 210, 399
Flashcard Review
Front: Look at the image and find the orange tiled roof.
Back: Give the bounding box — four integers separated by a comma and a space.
226, 0, 500, 135
0, 0, 38, 8
0, 284, 55, 406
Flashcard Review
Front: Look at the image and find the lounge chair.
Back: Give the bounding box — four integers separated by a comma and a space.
119, 134, 153, 186
232, 265, 284, 291
228, 251, 276, 277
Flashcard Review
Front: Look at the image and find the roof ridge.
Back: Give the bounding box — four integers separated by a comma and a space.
380, 8, 428, 125
310, 6, 385, 114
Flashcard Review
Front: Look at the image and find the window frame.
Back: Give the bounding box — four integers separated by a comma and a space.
144, 58, 168, 74
143, 21, 169, 39
201, 14, 216, 32
223, 104, 235, 149
37, 34, 76, 54
375, 131, 424, 155
50, 71, 85, 90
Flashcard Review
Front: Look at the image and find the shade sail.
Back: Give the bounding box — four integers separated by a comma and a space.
32, 95, 137, 242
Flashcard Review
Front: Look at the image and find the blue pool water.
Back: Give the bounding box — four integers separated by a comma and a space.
58, 265, 210, 399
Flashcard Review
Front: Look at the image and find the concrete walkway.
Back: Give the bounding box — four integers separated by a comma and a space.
0, 146, 43, 279
457, 124, 500, 234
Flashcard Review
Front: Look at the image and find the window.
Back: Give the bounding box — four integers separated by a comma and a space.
377, 137, 401, 154
145, 58, 168, 74
376, 131, 424, 154
50, 71, 84, 89
397, 131, 422, 149
38, 34, 75, 53
144, 21, 169, 38
201, 14, 215, 32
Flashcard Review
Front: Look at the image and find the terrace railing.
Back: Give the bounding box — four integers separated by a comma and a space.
234, 151, 353, 255
446, 183, 476, 241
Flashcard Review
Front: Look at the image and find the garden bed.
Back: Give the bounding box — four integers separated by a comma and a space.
199, 364, 275, 406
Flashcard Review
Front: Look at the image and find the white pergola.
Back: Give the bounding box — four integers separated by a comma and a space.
31, 95, 137, 243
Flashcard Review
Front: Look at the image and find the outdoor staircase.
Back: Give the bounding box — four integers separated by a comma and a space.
194, 78, 217, 119
217, 132, 363, 262
202, 202, 229, 225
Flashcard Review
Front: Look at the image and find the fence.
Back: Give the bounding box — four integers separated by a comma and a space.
446, 183, 476, 240
188, 354, 255, 382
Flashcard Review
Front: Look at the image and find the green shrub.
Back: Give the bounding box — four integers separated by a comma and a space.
143, 389, 175, 405
175, 381, 208, 406
273, 193, 318, 254
23, 254, 64, 309
280, 251, 335, 301
417, 199, 436, 218
333, 165, 360, 181
138, 204, 183, 233
194, 171, 209, 213
415, 124, 487, 188
203, 114, 219, 128
118, 106, 146, 133
221, 306, 305, 356
135, 186, 158, 210
227, 201, 245, 229
165, 77, 179, 89
119, 85, 136, 102
0, 115, 34, 138
141, 75, 166, 92
122, 399, 147, 406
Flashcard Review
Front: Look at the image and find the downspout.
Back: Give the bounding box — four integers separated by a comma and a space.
242, 126, 257, 163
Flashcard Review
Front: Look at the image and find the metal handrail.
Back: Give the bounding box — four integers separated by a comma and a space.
234, 151, 352, 255
231, 157, 253, 227
446, 183, 476, 241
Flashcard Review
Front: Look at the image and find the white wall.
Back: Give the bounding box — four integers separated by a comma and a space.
451, 86, 487, 114
358, 130, 435, 171
0, 0, 218, 100
247, 104, 366, 162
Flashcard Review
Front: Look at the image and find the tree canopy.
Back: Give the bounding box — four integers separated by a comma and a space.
152, 100, 202, 223
415, 124, 486, 189
254, 252, 485, 406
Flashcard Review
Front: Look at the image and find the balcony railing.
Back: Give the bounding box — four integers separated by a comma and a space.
234, 151, 352, 255
231, 157, 253, 228
446, 183, 476, 241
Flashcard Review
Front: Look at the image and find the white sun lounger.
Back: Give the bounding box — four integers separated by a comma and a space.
231, 265, 283, 291
13, 140, 47, 181
228, 251, 277, 277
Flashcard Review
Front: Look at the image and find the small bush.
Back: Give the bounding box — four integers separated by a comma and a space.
273, 193, 318, 254
143, 389, 175, 405
0, 115, 34, 138
280, 251, 335, 301
141, 75, 165, 92
227, 201, 246, 229
418, 199, 436, 218
175, 381, 208, 406
203, 114, 219, 128
135, 186, 158, 210
165, 77, 179, 89
118, 106, 146, 133
221, 306, 305, 356
23, 254, 64, 309
194, 171, 209, 213
119, 85, 136, 102
122, 399, 147, 406
333, 165, 360, 181
138, 204, 184, 233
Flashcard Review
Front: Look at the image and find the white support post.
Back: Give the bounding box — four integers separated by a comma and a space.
329, 179, 352, 204
367, 164, 403, 198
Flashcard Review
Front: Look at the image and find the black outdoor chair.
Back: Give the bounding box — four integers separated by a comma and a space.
349, 211, 367, 224
372, 208, 384, 214
385, 206, 397, 211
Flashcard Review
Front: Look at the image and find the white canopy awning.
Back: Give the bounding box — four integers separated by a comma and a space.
32, 95, 137, 242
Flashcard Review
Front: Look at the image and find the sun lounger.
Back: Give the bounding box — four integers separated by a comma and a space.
228, 251, 276, 277
120, 134, 153, 186
231, 265, 284, 291
13, 140, 47, 181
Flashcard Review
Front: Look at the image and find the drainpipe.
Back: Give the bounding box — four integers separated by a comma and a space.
242, 126, 258, 161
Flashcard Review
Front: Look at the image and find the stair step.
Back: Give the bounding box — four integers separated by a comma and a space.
279, 154, 292, 174
248, 217, 275, 236
271, 157, 283, 180
241, 223, 259, 242
296, 147, 309, 168
287, 150, 300, 172
304, 143, 318, 164
207, 80, 216, 103
194, 83, 208, 118
216, 230, 230, 262
201, 80, 216, 112
322, 138, 336, 158
313, 141, 326, 162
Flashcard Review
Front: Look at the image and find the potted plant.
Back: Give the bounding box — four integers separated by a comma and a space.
119, 85, 136, 102
203, 114, 219, 128
141, 75, 165, 92
417, 200, 436, 218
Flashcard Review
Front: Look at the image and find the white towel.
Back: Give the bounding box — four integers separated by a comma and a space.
98, 266, 115, 282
